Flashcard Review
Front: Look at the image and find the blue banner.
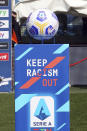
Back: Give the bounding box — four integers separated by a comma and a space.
15, 44, 70, 131
0, 0, 12, 92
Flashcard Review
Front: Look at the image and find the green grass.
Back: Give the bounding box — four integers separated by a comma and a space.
70, 93, 87, 131
0, 88, 87, 131
70, 87, 87, 94
0, 93, 15, 131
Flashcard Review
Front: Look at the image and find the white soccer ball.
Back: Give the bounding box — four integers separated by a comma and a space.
26, 9, 59, 40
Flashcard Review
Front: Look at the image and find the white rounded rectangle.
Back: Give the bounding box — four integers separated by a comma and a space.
30, 96, 54, 128
0, 20, 9, 28
0, 9, 9, 17
0, 31, 9, 39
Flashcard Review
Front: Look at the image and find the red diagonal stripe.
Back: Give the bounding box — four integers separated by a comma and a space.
45, 57, 65, 68
20, 57, 65, 89
33, 129, 39, 130
20, 77, 41, 89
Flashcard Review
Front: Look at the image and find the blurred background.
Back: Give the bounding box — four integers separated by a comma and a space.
11, 0, 87, 86
0, 0, 87, 131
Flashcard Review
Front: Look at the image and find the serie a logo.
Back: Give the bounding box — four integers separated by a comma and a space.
30, 96, 54, 129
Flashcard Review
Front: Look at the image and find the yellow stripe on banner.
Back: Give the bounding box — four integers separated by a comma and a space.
35, 22, 48, 34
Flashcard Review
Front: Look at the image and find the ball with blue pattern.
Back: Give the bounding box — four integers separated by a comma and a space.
26, 9, 59, 40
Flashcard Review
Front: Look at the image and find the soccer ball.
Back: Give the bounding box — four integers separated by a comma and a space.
26, 9, 59, 40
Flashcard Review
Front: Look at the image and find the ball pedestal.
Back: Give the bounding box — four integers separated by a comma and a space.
15, 44, 70, 131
